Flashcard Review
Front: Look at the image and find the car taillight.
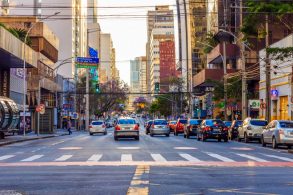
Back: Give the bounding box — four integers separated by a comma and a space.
247, 126, 252, 130
115, 126, 121, 131
204, 127, 211, 131
223, 127, 229, 131
134, 125, 139, 130
89, 125, 92, 129
151, 124, 154, 128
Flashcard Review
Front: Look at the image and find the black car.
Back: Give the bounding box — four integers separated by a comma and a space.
197, 119, 229, 142
145, 120, 153, 135
228, 120, 243, 140
184, 119, 202, 139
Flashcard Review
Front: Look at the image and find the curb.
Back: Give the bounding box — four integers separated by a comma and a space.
0, 133, 68, 147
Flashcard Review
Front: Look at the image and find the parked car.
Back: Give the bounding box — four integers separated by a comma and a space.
89, 121, 107, 136
184, 119, 202, 139
228, 120, 243, 140
169, 121, 177, 132
238, 118, 268, 143
145, 120, 153, 134
174, 119, 188, 136
197, 119, 228, 142
150, 119, 170, 137
261, 120, 293, 149
114, 118, 139, 141
223, 121, 232, 128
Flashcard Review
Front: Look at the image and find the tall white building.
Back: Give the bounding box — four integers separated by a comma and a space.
100, 33, 115, 83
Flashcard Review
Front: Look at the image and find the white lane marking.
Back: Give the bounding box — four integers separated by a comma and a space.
151, 154, 167, 162
59, 147, 82, 150
55, 155, 73, 161
236, 154, 268, 162
174, 147, 197, 150
21, 155, 44, 162
179, 153, 201, 162
121, 154, 133, 162
117, 147, 140, 150
261, 154, 293, 162
87, 154, 103, 162
0, 155, 15, 161
52, 141, 65, 146
206, 153, 235, 162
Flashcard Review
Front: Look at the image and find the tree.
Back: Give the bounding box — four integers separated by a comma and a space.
133, 97, 148, 113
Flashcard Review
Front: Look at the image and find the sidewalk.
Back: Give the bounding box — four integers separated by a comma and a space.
0, 129, 70, 147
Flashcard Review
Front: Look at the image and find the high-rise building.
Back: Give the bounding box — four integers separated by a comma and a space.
100, 33, 115, 83
147, 6, 175, 93
146, 5, 173, 93
139, 57, 147, 94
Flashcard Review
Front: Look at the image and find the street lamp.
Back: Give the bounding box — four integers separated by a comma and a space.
218, 29, 253, 120
22, 12, 61, 136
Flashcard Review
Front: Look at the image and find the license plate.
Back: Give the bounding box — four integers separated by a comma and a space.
213, 129, 220, 132
124, 127, 131, 130
158, 126, 162, 128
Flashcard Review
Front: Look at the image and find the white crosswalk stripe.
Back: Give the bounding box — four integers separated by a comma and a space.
236, 154, 268, 162
179, 153, 201, 162
262, 154, 293, 162
121, 154, 133, 162
21, 155, 44, 162
206, 153, 235, 162
87, 154, 103, 162
55, 155, 73, 161
0, 155, 15, 161
151, 154, 167, 162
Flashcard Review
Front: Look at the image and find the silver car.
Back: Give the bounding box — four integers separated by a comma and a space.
114, 118, 139, 141
261, 120, 293, 149
150, 119, 170, 137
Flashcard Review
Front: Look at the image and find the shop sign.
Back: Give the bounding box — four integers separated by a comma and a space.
271, 89, 279, 100
249, 100, 260, 109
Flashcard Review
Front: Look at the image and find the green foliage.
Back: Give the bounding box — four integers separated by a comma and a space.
0, 23, 32, 46
242, 0, 293, 38
266, 47, 293, 61
203, 32, 219, 54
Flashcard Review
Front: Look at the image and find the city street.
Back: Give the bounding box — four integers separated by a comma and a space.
0, 121, 293, 195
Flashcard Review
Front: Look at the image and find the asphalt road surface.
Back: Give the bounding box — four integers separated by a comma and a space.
0, 119, 292, 195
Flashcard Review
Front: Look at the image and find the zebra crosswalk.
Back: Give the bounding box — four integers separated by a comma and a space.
0, 152, 292, 164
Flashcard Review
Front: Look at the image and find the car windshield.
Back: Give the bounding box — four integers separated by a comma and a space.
92, 121, 103, 125
189, 120, 202, 125
235, 121, 243, 126
224, 121, 232, 127
279, 122, 293, 128
206, 120, 224, 126
179, 119, 187, 124
154, 120, 167, 125
118, 119, 136, 124
250, 120, 268, 126
148, 121, 153, 124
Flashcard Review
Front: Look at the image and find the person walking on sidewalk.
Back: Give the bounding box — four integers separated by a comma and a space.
67, 119, 72, 135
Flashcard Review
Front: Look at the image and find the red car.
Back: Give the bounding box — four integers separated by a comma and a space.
169, 121, 177, 132
174, 119, 188, 136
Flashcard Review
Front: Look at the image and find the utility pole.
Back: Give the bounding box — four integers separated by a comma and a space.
265, 12, 271, 121
240, 0, 247, 120
85, 30, 90, 131
223, 0, 228, 121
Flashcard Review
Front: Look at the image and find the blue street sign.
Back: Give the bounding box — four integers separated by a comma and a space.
89, 47, 98, 58
76, 57, 99, 64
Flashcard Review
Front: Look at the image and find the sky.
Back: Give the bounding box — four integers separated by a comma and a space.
98, 0, 176, 85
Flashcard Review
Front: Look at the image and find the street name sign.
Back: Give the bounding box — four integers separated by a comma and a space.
76, 57, 99, 69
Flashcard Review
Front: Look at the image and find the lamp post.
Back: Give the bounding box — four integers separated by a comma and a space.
22, 12, 60, 136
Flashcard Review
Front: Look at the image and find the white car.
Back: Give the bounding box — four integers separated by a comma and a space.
89, 121, 107, 136
237, 118, 268, 143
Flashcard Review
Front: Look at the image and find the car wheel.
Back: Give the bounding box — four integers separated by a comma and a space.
261, 136, 266, 147
272, 137, 278, 149
135, 136, 139, 141
244, 133, 249, 143
288, 145, 292, 149
224, 137, 228, 142
150, 133, 154, 137
186, 132, 190, 139
166, 134, 170, 137
0, 132, 5, 139
202, 134, 206, 142
183, 134, 186, 138
218, 138, 221, 142
89, 133, 93, 136
237, 135, 241, 142
104, 131, 107, 135
197, 135, 201, 141
114, 136, 118, 141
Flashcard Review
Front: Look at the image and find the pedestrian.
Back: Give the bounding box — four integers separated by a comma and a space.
67, 119, 72, 135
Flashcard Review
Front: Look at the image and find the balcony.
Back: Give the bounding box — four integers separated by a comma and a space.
207, 43, 239, 64
193, 68, 238, 87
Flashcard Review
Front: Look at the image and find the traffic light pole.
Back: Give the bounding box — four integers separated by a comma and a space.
85, 30, 90, 131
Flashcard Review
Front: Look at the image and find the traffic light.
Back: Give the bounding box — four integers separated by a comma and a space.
96, 83, 100, 93
155, 82, 160, 92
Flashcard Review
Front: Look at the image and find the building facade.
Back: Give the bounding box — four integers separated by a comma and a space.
259, 34, 293, 120
100, 33, 115, 83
